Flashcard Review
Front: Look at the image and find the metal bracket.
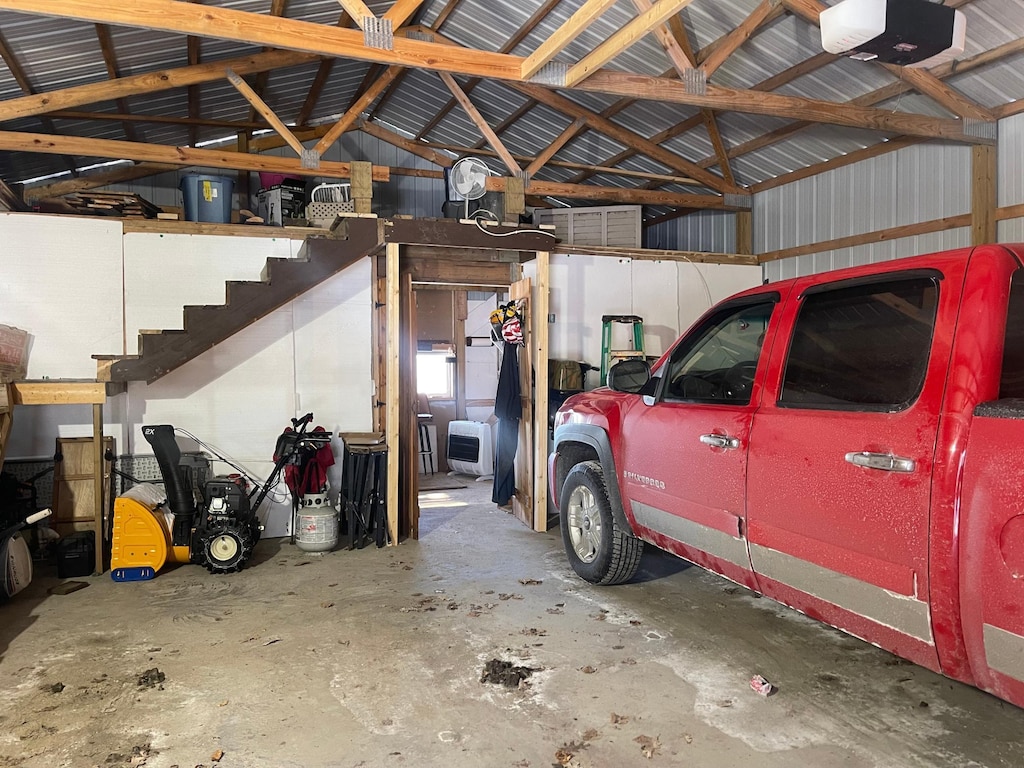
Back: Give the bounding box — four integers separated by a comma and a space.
963, 118, 997, 141
301, 148, 321, 169
406, 30, 434, 42
529, 62, 568, 87
364, 17, 394, 51
723, 193, 752, 210
683, 67, 707, 96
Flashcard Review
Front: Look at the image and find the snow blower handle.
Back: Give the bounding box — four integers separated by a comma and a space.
25, 508, 52, 526
291, 413, 314, 430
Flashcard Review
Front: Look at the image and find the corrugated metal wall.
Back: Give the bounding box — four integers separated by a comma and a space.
107, 128, 449, 219
644, 209, 737, 253
759, 114, 1024, 282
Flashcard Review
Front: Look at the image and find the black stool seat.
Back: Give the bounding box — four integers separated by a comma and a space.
340, 434, 388, 549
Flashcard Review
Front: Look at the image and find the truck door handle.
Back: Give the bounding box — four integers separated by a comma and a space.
700, 434, 740, 450
844, 451, 916, 473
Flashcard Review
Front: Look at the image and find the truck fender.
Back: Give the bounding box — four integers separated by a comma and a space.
552, 423, 636, 538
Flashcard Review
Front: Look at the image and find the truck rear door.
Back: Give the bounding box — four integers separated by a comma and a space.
960, 255, 1024, 708
746, 267, 959, 673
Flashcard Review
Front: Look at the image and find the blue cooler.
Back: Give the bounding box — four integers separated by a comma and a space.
180, 173, 234, 223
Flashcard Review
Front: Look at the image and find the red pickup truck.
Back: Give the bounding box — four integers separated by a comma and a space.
549, 243, 1024, 709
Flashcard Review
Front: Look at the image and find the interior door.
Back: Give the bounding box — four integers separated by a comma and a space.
620, 295, 780, 589
746, 271, 950, 671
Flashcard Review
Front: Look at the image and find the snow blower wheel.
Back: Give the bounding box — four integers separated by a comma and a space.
201, 526, 251, 573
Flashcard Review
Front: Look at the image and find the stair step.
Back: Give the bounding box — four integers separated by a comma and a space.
109, 218, 381, 382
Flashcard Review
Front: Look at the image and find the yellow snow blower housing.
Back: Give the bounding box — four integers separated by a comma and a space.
110, 483, 189, 581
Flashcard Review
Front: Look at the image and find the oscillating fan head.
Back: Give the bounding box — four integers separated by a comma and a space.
450, 157, 491, 200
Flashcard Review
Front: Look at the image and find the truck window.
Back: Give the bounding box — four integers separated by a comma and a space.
664, 301, 774, 404
999, 270, 1024, 398
780, 276, 938, 412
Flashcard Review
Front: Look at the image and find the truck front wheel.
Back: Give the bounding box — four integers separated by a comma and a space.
559, 461, 642, 585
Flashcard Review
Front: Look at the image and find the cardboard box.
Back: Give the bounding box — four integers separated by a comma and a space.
0, 324, 29, 382
257, 182, 306, 226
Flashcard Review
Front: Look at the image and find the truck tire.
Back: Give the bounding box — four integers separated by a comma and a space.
559, 460, 642, 585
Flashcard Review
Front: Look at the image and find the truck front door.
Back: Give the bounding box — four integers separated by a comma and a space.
620, 294, 780, 589
746, 270, 953, 672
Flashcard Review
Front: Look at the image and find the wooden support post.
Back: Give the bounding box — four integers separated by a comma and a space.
237, 130, 251, 213
972, 144, 997, 245
0, 383, 12, 470
385, 242, 400, 546
736, 210, 753, 255
504, 176, 526, 217
533, 250, 550, 532
92, 403, 104, 575
351, 160, 373, 214
454, 291, 468, 421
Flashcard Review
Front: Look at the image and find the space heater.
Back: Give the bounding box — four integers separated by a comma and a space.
446, 420, 493, 478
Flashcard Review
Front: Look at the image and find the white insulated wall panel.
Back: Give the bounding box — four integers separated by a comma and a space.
758, 141, 972, 282
465, 296, 498, 403
291, 258, 373, 435
0, 213, 122, 378
123, 232, 295, 354
539, 255, 760, 378
999, 113, 1024, 209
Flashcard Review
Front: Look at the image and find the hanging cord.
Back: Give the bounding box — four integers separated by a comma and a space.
470, 209, 558, 239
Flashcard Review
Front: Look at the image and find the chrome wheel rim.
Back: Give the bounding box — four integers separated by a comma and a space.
567, 485, 602, 564
209, 534, 239, 563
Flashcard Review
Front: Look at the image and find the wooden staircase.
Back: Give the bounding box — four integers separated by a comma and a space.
96, 218, 383, 384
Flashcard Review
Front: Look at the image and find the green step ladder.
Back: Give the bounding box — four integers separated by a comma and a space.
600, 314, 645, 385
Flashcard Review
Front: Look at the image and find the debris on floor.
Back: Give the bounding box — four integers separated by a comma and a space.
518, 578, 543, 586
634, 734, 661, 759
210, 748, 224, 762
610, 712, 630, 725
49, 580, 89, 595
749, 674, 775, 696
41, 682, 65, 693
137, 668, 165, 689
480, 658, 537, 688
554, 741, 586, 766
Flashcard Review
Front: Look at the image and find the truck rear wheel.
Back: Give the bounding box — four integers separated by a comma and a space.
559, 461, 642, 585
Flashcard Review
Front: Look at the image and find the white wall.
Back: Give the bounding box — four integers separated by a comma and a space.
527, 254, 761, 379
2, 214, 374, 537
757, 115, 1024, 281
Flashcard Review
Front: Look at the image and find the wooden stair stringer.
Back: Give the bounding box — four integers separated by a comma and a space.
105, 219, 383, 383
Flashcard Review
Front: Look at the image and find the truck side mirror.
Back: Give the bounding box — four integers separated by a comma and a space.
607, 358, 651, 394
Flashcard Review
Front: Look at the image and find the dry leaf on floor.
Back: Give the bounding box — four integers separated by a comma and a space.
581, 728, 600, 741
610, 712, 630, 725
634, 735, 661, 759
211, 749, 224, 762
518, 578, 543, 585
580, 665, 597, 674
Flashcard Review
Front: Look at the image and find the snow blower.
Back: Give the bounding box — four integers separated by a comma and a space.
110, 413, 331, 580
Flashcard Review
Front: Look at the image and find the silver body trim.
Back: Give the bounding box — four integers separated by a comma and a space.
750, 543, 932, 642
984, 623, 1024, 681
631, 500, 749, 569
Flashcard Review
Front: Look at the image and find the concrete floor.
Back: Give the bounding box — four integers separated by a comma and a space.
2, 481, 1023, 768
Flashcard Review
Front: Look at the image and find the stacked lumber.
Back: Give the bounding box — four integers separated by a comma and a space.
41, 191, 162, 218
0, 179, 28, 211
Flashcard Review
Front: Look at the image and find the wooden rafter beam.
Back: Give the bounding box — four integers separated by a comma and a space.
248, 0, 290, 125
357, 119, 453, 166
574, 70, 992, 144
337, 0, 375, 30
515, 80, 741, 192
225, 68, 305, 155
314, 64, 403, 155
520, 0, 618, 80
485, 176, 745, 209
423, 139, 699, 183
94, 24, 138, 141
439, 71, 521, 175
525, 118, 585, 178
700, 0, 779, 77
0, 49, 317, 123
0, 0, 996, 158
0, 130, 391, 180
565, 0, 696, 87
49, 109, 266, 130
382, 0, 427, 28
297, 11, 353, 127
24, 161, 179, 202
414, 0, 560, 141
701, 109, 735, 185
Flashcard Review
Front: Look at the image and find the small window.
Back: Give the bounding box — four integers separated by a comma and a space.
664, 300, 774, 404
999, 270, 1024, 399
779, 275, 938, 412
416, 350, 453, 398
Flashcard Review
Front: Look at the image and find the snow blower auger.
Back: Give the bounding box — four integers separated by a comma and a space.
110, 414, 330, 580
